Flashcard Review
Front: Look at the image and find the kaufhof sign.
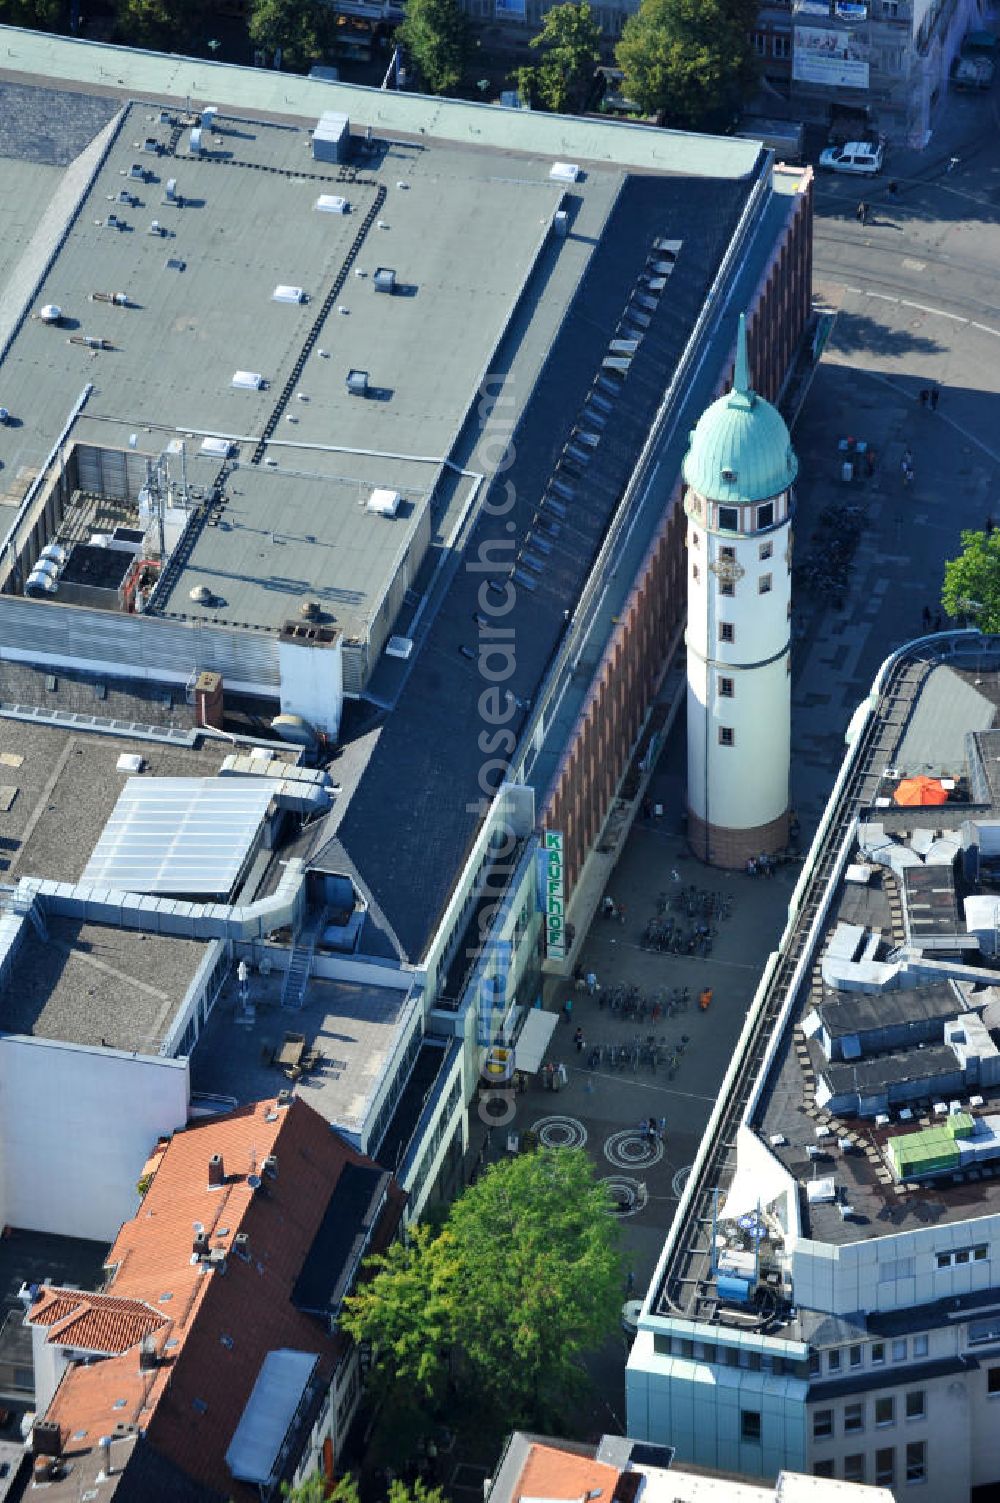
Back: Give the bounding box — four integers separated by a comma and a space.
544, 831, 566, 960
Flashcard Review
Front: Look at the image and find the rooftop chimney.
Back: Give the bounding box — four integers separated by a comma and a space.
32, 1421, 62, 1459
208, 1153, 225, 1189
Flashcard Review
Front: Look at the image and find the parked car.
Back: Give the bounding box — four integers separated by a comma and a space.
952, 31, 997, 88
818, 138, 885, 175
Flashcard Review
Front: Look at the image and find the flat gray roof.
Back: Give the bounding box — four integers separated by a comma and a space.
153, 460, 431, 638
0, 29, 763, 178
190, 967, 416, 1138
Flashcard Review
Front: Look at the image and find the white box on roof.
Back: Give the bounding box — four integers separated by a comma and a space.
272, 285, 306, 304
232, 371, 265, 391
549, 161, 581, 182
200, 436, 233, 458
315, 194, 349, 214
367, 488, 400, 517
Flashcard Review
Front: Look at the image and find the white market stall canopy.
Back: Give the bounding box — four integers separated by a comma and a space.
514, 1007, 559, 1073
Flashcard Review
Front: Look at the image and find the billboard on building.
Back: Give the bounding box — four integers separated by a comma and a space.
793, 25, 870, 86
543, 830, 566, 960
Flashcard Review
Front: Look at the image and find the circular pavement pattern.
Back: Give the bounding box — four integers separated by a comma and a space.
531, 1115, 588, 1149
672, 1164, 693, 1199
601, 1175, 649, 1217
604, 1129, 665, 1169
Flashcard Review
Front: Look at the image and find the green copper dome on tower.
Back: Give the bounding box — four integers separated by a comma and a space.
682, 314, 798, 504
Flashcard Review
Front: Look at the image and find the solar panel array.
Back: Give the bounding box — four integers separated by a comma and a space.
81, 777, 275, 896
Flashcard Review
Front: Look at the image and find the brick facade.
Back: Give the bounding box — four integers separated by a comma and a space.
541, 176, 812, 904
686, 806, 790, 870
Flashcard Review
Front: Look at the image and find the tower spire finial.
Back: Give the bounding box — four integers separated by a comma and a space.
734, 312, 751, 397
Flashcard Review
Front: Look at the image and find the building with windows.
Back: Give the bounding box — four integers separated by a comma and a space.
684, 312, 797, 868
752, 0, 983, 146
628, 635, 1000, 1498
0, 34, 812, 1225
21, 1094, 405, 1503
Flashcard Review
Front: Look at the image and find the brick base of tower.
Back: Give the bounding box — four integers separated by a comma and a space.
686, 807, 789, 870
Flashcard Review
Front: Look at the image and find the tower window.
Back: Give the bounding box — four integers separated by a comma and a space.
719, 727, 735, 747
691, 531, 700, 547
722, 466, 738, 483
759, 574, 772, 594
720, 545, 736, 561
757, 501, 775, 529
719, 506, 739, 531
719, 622, 734, 643
720, 580, 735, 597
692, 564, 700, 583
719, 677, 734, 697
759, 541, 773, 560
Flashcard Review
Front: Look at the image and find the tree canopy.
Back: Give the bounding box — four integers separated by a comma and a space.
616, 0, 757, 129
525, 2, 602, 113
942, 528, 1000, 630
284, 1475, 446, 1503
341, 1147, 622, 1427
0, 0, 63, 28
397, 0, 469, 94
248, 0, 338, 71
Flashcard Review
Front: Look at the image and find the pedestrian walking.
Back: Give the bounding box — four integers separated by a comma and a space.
563, 996, 573, 1023
659, 1116, 667, 1136
865, 449, 875, 478
574, 1026, 585, 1053
930, 387, 940, 410
639, 1118, 648, 1138
919, 388, 929, 408
922, 605, 932, 629
856, 200, 868, 224
626, 1269, 636, 1293
586, 970, 598, 995
555, 1061, 568, 1090
888, 180, 899, 199
617, 902, 627, 926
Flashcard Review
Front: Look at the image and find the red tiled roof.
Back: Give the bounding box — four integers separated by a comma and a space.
28, 1290, 167, 1355
40, 1097, 405, 1502
515, 1443, 620, 1502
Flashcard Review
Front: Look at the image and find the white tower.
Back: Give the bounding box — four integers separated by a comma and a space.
683, 314, 798, 869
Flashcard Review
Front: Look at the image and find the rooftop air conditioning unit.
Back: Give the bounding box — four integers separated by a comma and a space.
367, 488, 400, 517
346, 369, 369, 397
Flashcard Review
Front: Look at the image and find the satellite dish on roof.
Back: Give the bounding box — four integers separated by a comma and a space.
189, 585, 213, 604
247, 1174, 262, 1192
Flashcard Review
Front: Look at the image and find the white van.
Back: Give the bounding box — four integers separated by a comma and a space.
818, 139, 885, 175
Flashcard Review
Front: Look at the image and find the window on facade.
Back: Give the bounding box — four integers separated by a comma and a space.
956, 1249, 971, 1265
875, 1449, 895, 1487
751, 29, 767, 52
719, 677, 734, 698
757, 501, 775, 529
692, 564, 700, 583
759, 573, 773, 594
719, 506, 739, 531
872, 1342, 886, 1364
906, 1441, 926, 1484
691, 531, 700, 547
720, 545, 736, 560
719, 622, 735, 643
988, 1366, 1000, 1395
906, 1390, 925, 1420
772, 30, 791, 56
808, 1351, 821, 1377
719, 727, 735, 747
893, 1339, 908, 1361
970, 1316, 1000, 1345
937, 1253, 951, 1269
828, 1350, 842, 1374
883, 0, 899, 12
849, 1344, 863, 1369
759, 541, 773, 560
813, 1461, 835, 1479
813, 1410, 833, 1439
975, 1245, 989, 1260
844, 1402, 864, 1433
913, 1335, 928, 1358
844, 1454, 865, 1484
720, 579, 735, 597
741, 1409, 761, 1442
876, 1397, 895, 1427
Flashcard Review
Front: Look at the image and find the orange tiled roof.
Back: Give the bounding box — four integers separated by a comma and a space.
38, 1096, 405, 1502
516, 1443, 621, 1501
28, 1290, 167, 1355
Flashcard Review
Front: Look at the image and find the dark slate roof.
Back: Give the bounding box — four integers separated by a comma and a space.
291, 1161, 390, 1316
817, 982, 961, 1039
808, 1354, 975, 1401
0, 82, 119, 166
821, 1044, 958, 1097
331, 170, 756, 961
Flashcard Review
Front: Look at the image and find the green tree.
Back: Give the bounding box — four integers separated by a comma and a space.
0, 0, 63, 28
112, 0, 199, 49
248, 0, 337, 72
398, 0, 468, 94
616, 0, 756, 129
942, 529, 1000, 630
285, 1477, 447, 1503
342, 1148, 622, 1428
528, 1, 602, 113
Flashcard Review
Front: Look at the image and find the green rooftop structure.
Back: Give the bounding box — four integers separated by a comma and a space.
887, 1112, 975, 1180
681, 314, 798, 506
